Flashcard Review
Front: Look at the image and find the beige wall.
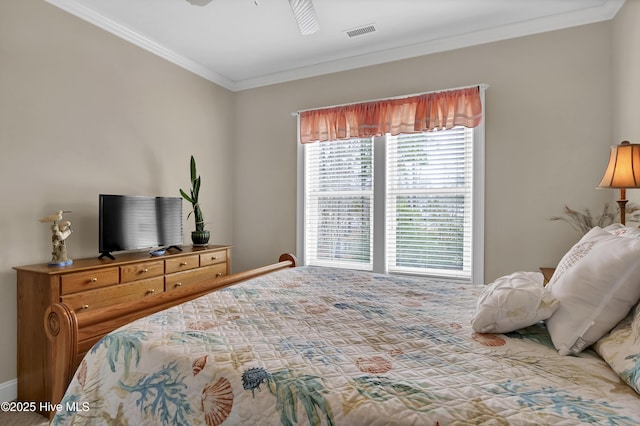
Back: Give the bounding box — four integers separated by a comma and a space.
0, 0, 235, 386
613, 0, 640, 204
234, 22, 615, 276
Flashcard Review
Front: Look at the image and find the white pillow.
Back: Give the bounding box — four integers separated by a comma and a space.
545, 226, 640, 356
471, 271, 558, 334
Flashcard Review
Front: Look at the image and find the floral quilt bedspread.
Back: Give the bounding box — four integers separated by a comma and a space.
53, 266, 640, 425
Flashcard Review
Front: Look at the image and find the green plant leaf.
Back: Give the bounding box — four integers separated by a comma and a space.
193, 176, 201, 200
190, 156, 197, 182
181, 155, 206, 231
179, 189, 193, 204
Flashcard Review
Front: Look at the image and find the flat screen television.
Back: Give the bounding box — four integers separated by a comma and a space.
99, 194, 183, 259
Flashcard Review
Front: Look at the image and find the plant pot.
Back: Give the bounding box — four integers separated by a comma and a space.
191, 230, 210, 246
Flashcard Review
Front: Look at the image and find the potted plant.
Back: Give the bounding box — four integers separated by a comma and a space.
180, 155, 210, 246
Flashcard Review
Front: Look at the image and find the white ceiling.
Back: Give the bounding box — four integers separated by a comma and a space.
46, 0, 624, 91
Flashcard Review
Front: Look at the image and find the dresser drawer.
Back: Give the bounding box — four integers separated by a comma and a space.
61, 276, 164, 313
60, 267, 119, 295
165, 264, 227, 291
165, 255, 199, 274
199, 250, 227, 267
120, 260, 164, 283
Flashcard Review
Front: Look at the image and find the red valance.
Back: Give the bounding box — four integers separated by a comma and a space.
299, 86, 483, 143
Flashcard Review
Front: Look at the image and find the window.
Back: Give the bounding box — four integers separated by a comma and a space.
299, 124, 483, 282
297, 87, 484, 282
386, 129, 474, 278
304, 138, 374, 270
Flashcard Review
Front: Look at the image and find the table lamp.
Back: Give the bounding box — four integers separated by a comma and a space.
598, 140, 640, 225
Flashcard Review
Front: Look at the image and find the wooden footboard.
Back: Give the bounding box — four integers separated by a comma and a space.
43, 253, 297, 417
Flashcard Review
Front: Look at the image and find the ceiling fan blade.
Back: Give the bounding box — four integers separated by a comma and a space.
186, 0, 214, 6
288, 0, 320, 35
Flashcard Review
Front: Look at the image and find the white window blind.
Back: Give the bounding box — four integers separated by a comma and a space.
386, 128, 473, 279
304, 138, 374, 270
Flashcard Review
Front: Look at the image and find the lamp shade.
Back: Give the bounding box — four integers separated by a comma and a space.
598, 141, 640, 188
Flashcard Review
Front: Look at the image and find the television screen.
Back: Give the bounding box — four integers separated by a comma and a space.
99, 194, 183, 258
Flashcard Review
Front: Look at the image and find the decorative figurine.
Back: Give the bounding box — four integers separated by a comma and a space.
39, 210, 73, 266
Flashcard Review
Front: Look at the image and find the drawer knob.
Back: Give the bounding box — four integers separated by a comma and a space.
141, 268, 149, 273
180, 261, 188, 266
80, 305, 89, 310
89, 277, 98, 283
212, 256, 218, 260
175, 282, 183, 288
216, 273, 223, 277
147, 289, 156, 295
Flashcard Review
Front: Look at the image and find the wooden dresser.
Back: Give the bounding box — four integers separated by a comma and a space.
14, 244, 231, 407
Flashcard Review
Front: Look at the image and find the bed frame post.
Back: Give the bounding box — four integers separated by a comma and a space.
44, 302, 78, 418
279, 253, 298, 266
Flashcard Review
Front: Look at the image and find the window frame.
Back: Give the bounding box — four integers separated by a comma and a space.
384, 128, 475, 279
303, 137, 375, 271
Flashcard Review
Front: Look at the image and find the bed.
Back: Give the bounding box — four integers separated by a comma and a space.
46, 249, 640, 425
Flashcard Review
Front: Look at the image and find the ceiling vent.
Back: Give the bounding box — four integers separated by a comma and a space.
346, 24, 376, 38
